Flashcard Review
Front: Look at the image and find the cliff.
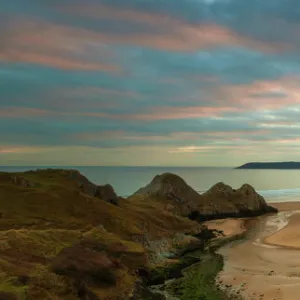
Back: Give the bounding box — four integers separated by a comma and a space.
129, 173, 202, 216
130, 173, 277, 221
236, 161, 300, 169
197, 182, 277, 220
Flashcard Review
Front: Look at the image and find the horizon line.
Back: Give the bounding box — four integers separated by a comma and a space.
0, 165, 235, 168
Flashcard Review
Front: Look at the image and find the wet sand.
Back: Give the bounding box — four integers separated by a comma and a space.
216, 202, 300, 300
204, 218, 247, 237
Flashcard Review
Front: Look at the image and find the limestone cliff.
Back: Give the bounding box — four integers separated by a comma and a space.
197, 182, 277, 220
129, 173, 202, 216
130, 173, 277, 220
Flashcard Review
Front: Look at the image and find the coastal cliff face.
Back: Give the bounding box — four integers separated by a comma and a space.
67, 169, 120, 205
198, 182, 277, 220
0, 169, 276, 300
130, 173, 277, 220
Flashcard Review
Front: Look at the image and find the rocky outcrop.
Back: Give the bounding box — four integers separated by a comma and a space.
131, 173, 277, 221
62, 170, 119, 205
78, 182, 119, 205
130, 173, 202, 216
196, 182, 277, 220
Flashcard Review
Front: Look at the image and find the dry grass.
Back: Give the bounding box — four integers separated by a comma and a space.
0, 169, 198, 299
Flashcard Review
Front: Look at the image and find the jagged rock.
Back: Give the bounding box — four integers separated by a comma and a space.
203, 182, 235, 197
78, 182, 119, 205
131, 173, 277, 221
65, 170, 94, 187
130, 173, 202, 216
67, 172, 120, 205
78, 182, 97, 197
199, 182, 277, 219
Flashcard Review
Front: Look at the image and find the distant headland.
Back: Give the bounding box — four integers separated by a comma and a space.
236, 162, 300, 169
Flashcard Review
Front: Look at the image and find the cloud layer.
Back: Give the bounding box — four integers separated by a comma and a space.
1, 0, 300, 166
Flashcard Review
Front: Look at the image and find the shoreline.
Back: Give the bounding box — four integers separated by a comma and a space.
216, 200, 300, 300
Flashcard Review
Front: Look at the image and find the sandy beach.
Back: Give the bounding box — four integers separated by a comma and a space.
216, 201, 300, 300
204, 218, 247, 237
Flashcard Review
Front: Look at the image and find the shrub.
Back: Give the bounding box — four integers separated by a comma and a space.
51, 245, 118, 286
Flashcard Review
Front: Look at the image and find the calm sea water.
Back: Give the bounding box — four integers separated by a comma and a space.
1, 166, 300, 203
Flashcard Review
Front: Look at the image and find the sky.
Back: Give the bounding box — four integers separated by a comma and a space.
1, 0, 300, 166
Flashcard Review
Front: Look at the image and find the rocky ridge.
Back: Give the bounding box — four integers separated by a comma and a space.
130, 173, 277, 221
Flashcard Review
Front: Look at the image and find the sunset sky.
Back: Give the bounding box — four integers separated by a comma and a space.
1, 0, 300, 166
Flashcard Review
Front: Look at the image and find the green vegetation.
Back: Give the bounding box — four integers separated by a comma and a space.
0, 279, 27, 300
167, 252, 225, 300
161, 235, 246, 300
144, 232, 246, 300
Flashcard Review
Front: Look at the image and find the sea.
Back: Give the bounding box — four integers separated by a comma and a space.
1, 166, 300, 203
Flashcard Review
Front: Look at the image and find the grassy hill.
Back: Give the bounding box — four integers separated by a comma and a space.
0, 169, 199, 300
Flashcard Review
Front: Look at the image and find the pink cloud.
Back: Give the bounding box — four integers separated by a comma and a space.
73, 129, 270, 144
1, 50, 120, 72
2, 105, 232, 121
0, 107, 56, 118
74, 131, 201, 142
3, 76, 300, 122
57, 87, 139, 99
60, 4, 292, 53
179, 76, 300, 112
277, 137, 300, 144
80, 77, 300, 121
168, 145, 256, 153
121, 106, 243, 121
0, 18, 121, 72
2, 5, 290, 69
0, 146, 41, 154
168, 138, 300, 154
218, 76, 300, 106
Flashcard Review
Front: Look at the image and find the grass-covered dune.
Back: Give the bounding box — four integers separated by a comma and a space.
0, 169, 200, 300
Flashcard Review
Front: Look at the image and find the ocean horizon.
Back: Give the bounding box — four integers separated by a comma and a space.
2, 165, 300, 203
